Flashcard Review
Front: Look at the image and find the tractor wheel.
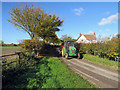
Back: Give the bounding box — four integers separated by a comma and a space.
65, 53, 69, 59
62, 48, 65, 57
77, 53, 81, 59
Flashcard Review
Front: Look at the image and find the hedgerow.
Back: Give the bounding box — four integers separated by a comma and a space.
75, 37, 120, 61
2, 54, 96, 88
19, 39, 45, 52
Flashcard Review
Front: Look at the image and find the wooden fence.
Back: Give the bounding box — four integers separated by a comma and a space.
1, 50, 49, 67
1, 51, 23, 67
1, 48, 58, 68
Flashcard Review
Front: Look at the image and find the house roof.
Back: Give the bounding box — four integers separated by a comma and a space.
77, 33, 96, 41
84, 34, 96, 40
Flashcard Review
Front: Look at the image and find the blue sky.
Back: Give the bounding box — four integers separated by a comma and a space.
2, 2, 118, 44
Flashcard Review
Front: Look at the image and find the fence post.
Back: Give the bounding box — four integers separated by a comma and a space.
33, 49, 36, 56
33, 49, 39, 57
15, 52, 21, 67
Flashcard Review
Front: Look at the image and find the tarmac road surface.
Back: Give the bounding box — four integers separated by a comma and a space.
60, 57, 120, 89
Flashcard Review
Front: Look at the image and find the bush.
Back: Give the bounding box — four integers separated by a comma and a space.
20, 39, 45, 52
78, 37, 119, 61
20, 39, 57, 56
3, 57, 96, 88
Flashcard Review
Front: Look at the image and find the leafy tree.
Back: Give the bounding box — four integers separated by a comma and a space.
8, 4, 63, 43
97, 35, 110, 43
0, 40, 4, 46
78, 36, 119, 60
97, 34, 102, 43
102, 36, 110, 43
60, 34, 76, 41
20, 39, 45, 52
117, 34, 120, 38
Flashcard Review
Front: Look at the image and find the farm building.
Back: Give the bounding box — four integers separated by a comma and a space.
76, 32, 97, 43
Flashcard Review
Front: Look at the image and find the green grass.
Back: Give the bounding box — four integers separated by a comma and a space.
83, 54, 119, 70
0, 46, 21, 48
41, 57, 96, 88
3, 56, 97, 88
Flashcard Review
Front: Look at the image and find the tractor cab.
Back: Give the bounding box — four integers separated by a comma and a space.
64, 41, 74, 47
61, 41, 81, 59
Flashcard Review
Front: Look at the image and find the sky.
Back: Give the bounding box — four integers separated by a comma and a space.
2, 2, 118, 44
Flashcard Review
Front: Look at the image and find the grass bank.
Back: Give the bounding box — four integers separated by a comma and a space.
83, 54, 119, 70
3, 56, 96, 88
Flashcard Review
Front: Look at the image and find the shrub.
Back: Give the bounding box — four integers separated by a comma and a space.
20, 39, 56, 55
78, 37, 119, 61
20, 39, 45, 52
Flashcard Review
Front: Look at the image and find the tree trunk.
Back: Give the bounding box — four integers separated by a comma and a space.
43, 39, 47, 44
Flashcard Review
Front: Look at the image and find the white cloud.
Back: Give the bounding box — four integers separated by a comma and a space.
98, 13, 118, 25
74, 8, 84, 16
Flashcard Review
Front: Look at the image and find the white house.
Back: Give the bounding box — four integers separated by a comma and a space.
76, 32, 97, 43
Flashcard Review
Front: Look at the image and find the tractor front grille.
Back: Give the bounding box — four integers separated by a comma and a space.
71, 49, 76, 53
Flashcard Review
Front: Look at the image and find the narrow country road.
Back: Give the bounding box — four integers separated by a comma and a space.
60, 57, 120, 88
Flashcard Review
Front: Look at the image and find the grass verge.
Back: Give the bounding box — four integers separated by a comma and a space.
3, 56, 97, 88
83, 54, 119, 70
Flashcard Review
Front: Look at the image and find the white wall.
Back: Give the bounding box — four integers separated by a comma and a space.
76, 35, 87, 43
76, 35, 97, 43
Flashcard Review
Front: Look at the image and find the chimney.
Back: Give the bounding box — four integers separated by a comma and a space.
93, 32, 95, 35
80, 33, 82, 36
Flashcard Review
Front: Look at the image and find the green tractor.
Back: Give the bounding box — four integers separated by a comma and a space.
61, 41, 81, 59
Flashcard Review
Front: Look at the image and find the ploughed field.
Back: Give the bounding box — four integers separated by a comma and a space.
0, 46, 22, 56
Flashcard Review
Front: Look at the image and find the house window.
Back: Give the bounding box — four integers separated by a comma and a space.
88, 40, 92, 41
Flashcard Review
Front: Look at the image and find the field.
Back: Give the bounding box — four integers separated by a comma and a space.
0, 46, 21, 49
0, 46, 22, 56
